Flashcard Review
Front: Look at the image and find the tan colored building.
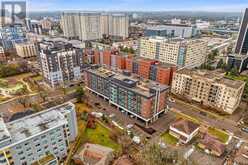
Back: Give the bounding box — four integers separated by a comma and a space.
15, 42, 38, 58
40, 18, 53, 30
139, 37, 207, 68
0, 46, 6, 62
171, 69, 245, 114
61, 12, 129, 40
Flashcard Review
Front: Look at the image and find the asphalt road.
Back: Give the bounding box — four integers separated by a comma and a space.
168, 99, 248, 142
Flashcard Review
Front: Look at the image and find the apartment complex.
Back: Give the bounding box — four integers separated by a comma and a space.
0, 102, 77, 165
38, 41, 84, 88
15, 42, 38, 58
144, 24, 199, 38
84, 48, 176, 85
0, 46, 6, 62
171, 69, 245, 114
125, 57, 176, 85
84, 66, 170, 125
0, 26, 26, 50
139, 36, 208, 68
61, 12, 129, 41
40, 18, 53, 30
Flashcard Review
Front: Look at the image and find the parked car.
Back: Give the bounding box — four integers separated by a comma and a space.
241, 127, 248, 133
126, 124, 134, 129
200, 111, 207, 116
168, 97, 175, 103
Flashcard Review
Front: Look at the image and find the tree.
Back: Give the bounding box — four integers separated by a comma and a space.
18, 96, 29, 108
216, 59, 224, 69
136, 144, 196, 165
230, 67, 239, 76
76, 86, 85, 103
40, 91, 48, 102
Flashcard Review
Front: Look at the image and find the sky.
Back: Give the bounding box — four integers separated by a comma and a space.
24, 0, 248, 12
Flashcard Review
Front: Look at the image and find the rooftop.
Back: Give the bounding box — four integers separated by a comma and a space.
87, 67, 115, 78
86, 67, 169, 98
176, 69, 245, 89
0, 102, 74, 149
199, 134, 225, 155
7, 110, 66, 144
0, 118, 11, 144
73, 143, 113, 165
145, 24, 192, 30
111, 71, 169, 98
142, 36, 204, 44
235, 144, 248, 164
171, 118, 199, 135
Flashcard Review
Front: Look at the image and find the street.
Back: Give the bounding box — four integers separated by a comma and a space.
168, 98, 248, 142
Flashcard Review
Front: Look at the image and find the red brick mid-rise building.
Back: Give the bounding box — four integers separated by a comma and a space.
116, 55, 126, 70
103, 50, 111, 66
137, 58, 157, 79
85, 48, 176, 85
84, 66, 170, 125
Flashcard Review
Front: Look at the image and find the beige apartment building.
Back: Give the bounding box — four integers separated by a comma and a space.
139, 37, 207, 68
61, 12, 129, 41
171, 69, 245, 114
15, 42, 38, 58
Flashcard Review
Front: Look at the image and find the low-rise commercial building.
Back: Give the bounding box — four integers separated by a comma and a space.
84, 67, 170, 125
139, 36, 208, 68
15, 42, 38, 58
0, 102, 77, 165
171, 69, 245, 114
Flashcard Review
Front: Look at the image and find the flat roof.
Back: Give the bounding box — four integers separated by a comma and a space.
0, 118, 11, 144
176, 69, 245, 88
146, 24, 192, 30
0, 102, 74, 149
86, 67, 169, 97
7, 110, 66, 144
141, 36, 205, 44
111, 71, 169, 97
87, 67, 115, 78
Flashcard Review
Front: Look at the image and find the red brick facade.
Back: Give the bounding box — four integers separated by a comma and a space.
138, 59, 157, 79
156, 67, 171, 85
89, 48, 176, 85
116, 55, 126, 70
103, 50, 111, 66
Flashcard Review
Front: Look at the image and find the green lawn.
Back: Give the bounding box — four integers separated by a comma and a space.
161, 132, 178, 145
225, 73, 248, 81
32, 75, 43, 81
84, 122, 121, 151
208, 127, 229, 143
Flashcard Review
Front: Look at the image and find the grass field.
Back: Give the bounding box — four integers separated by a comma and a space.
161, 132, 178, 145
84, 122, 121, 151
208, 127, 229, 143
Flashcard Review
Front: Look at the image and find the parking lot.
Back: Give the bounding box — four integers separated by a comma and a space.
86, 91, 177, 140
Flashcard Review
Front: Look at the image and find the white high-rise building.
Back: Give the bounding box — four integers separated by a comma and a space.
61, 12, 129, 41
0, 102, 77, 165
